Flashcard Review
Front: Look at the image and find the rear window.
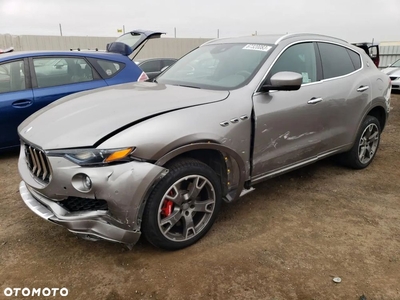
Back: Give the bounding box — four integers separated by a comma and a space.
0, 60, 26, 93
347, 49, 362, 70
96, 59, 124, 78
317, 43, 356, 79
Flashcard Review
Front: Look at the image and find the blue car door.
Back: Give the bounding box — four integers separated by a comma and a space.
30, 56, 107, 111
0, 58, 35, 149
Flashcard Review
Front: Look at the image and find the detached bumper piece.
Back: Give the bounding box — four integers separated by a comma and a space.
19, 181, 140, 245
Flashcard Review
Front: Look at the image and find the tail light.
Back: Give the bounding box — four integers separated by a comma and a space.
138, 72, 149, 82
373, 57, 380, 68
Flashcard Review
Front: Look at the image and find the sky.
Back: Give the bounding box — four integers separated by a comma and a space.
1, 0, 400, 43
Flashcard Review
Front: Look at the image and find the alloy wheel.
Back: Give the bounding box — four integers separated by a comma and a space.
358, 123, 379, 164
157, 175, 216, 242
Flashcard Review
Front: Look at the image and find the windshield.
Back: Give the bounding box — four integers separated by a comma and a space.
157, 43, 273, 90
115, 32, 142, 48
391, 59, 400, 67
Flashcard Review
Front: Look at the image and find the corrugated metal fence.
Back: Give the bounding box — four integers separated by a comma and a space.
379, 42, 400, 68
0, 34, 211, 59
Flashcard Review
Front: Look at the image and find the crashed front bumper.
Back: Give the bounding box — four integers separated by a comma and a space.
391, 78, 400, 91
19, 181, 142, 244
18, 148, 167, 245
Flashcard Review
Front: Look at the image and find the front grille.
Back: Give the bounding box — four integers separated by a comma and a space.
59, 197, 108, 212
24, 144, 52, 183
390, 76, 399, 81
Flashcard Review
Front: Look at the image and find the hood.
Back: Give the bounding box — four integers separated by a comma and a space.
382, 67, 400, 76
107, 30, 165, 56
19, 83, 229, 150
381, 67, 397, 75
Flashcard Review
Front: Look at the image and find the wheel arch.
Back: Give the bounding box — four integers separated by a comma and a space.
367, 105, 387, 131
351, 103, 387, 148
155, 143, 249, 201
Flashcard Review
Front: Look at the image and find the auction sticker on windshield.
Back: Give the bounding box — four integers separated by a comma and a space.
243, 44, 272, 52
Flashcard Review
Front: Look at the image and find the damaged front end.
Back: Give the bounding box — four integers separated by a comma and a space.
18, 142, 168, 245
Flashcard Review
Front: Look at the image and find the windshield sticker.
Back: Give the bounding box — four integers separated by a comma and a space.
243, 44, 272, 52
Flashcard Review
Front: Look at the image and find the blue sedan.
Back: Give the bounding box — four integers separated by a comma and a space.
0, 29, 163, 151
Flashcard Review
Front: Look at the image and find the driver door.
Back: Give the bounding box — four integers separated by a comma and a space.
252, 42, 327, 178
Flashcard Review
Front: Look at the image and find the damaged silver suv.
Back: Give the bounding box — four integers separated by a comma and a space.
18, 33, 391, 250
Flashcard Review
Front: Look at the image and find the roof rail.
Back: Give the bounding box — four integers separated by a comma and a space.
275, 33, 348, 45
69, 48, 100, 51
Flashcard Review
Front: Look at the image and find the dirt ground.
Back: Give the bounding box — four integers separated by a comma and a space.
0, 94, 399, 300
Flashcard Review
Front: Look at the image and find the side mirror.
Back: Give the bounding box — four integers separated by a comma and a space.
261, 71, 303, 92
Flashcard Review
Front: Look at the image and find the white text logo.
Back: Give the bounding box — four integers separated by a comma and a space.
4, 287, 69, 297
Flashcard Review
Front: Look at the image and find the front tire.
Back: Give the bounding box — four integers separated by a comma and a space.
142, 158, 222, 250
339, 115, 381, 169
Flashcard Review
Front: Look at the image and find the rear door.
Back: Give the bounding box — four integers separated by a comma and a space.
30, 56, 107, 110
0, 58, 34, 149
315, 42, 370, 151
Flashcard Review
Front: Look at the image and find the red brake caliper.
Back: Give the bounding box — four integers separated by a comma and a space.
161, 191, 174, 217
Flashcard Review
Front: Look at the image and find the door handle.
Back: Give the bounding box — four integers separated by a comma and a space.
12, 99, 33, 108
307, 97, 323, 104
357, 85, 369, 92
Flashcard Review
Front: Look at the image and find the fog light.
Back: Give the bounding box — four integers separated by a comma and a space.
83, 175, 92, 190
71, 173, 92, 193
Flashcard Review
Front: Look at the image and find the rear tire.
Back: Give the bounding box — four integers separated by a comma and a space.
338, 115, 381, 169
142, 158, 222, 250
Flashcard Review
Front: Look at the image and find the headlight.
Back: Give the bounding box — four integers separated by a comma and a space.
48, 147, 136, 166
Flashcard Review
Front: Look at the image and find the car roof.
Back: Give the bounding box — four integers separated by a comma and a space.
202, 33, 348, 46
135, 57, 177, 63
0, 50, 129, 62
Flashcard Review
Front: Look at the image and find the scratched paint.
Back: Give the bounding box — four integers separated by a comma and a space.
256, 131, 317, 154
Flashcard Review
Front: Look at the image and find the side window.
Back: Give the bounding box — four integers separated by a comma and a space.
162, 59, 176, 69
269, 42, 317, 84
317, 43, 356, 79
140, 60, 162, 73
347, 49, 362, 70
33, 57, 93, 88
96, 59, 124, 77
0, 60, 26, 93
